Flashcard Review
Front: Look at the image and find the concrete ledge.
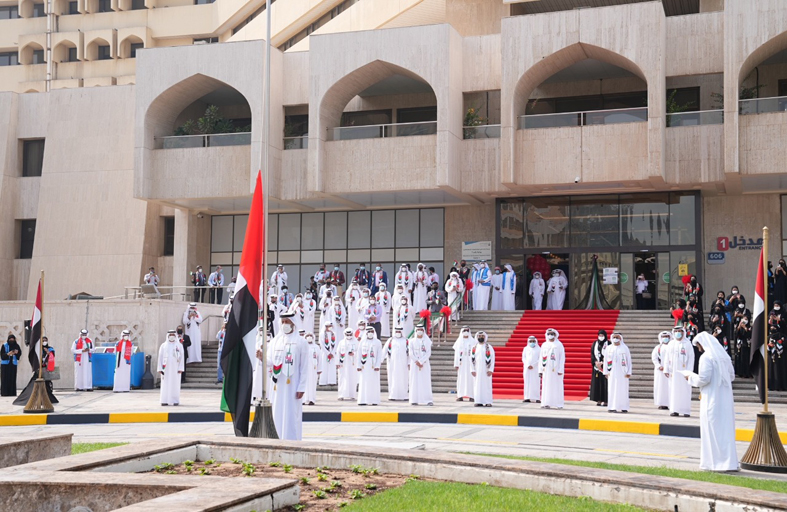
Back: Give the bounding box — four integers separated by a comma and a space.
0, 433, 72, 469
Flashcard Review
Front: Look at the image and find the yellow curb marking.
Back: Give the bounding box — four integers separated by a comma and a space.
0, 415, 47, 426
109, 413, 168, 424
579, 419, 660, 435
457, 414, 518, 426
341, 412, 398, 423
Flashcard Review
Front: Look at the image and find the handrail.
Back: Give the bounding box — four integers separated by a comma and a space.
463, 124, 501, 128
666, 108, 723, 115
328, 120, 437, 141
124, 284, 232, 301
739, 95, 787, 115
155, 132, 251, 149
330, 120, 437, 131
517, 106, 647, 119
739, 95, 787, 103
155, 132, 251, 140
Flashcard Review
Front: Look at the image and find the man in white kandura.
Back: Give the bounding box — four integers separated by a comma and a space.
345, 280, 362, 331
408, 324, 433, 406
182, 303, 203, 363
383, 326, 409, 401
113, 329, 133, 393
603, 332, 631, 413
318, 323, 337, 386
529, 272, 545, 310
356, 326, 382, 406
684, 332, 739, 472
71, 329, 93, 392
546, 269, 568, 310
269, 313, 309, 440
158, 330, 184, 406
452, 326, 475, 402
652, 331, 672, 410
395, 264, 413, 298
522, 335, 541, 403
539, 328, 565, 409
445, 272, 464, 321
665, 325, 695, 418
336, 328, 358, 401
302, 332, 321, 406
490, 266, 505, 311
413, 263, 429, 311
375, 283, 392, 338
270, 264, 288, 295
471, 331, 494, 407
473, 261, 492, 311
394, 295, 414, 337
502, 264, 517, 311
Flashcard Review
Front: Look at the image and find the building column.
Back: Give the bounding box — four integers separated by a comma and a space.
173, 209, 195, 290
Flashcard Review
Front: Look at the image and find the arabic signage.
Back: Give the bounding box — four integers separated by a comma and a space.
602, 267, 618, 285
717, 236, 763, 252
462, 241, 492, 261
707, 252, 726, 265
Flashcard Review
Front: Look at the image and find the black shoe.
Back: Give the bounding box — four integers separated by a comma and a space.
609, 410, 616, 413
474, 403, 483, 407
658, 406, 668, 410
457, 397, 463, 402
670, 412, 679, 417
535, 400, 541, 404
683, 414, 690, 418
523, 399, 530, 403
596, 402, 603, 406
469, 398, 475, 403
485, 404, 492, 408
620, 410, 627, 413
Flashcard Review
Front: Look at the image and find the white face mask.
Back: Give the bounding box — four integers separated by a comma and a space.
168, 336, 176, 342
742, 319, 749, 324
401, 300, 407, 305
395, 332, 402, 338
528, 341, 536, 346
674, 332, 683, 340
776, 307, 781, 311
282, 323, 294, 334
463, 332, 469, 338
547, 334, 555, 340
416, 331, 424, 338
597, 335, 605, 341
306, 337, 314, 344
366, 332, 374, 339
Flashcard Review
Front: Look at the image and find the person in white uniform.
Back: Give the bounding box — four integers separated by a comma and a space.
684, 332, 739, 472
394, 264, 413, 298
471, 331, 495, 407
502, 264, 517, 311
529, 272, 545, 310
665, 325, 695, 417
158, 330, 184, 406
270, 264, 288, 295
603, 332, 632, 413
546, 270, 568, 310
539, 328, 565, 409
413, 263, 429, 311
329, 296, 346, 333
522, 335, 541, 403
356, 326, 382, 406
394, 296, 415, 337
375, 283, 392, 338
268, 313, 309, 440
652, 331, 671, 410
336, 328, 358, 401
182, 303, 203, 363
113, 329, 133, 393
408, 324, 433, 406
383, 326, 409, 401
302, 332, 321, 406
345, 281, 362, 331
473, 262, 492, 311
452, 326, 475, 402
71, 329, 94, 391
318, 323, 337, 386
304, 291, 317, 335
445, 272, 464, 320
490, 266, 505, 311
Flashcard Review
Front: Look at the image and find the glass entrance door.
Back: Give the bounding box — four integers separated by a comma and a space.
620, 252, 671, 310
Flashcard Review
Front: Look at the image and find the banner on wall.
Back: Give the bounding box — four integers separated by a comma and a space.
462, 241, 492, 261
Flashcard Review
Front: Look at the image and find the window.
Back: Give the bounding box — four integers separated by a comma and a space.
193, 37, 218, 45
667, 87, 700, 112
68, 1, 78, 14
194, 0, 215, 4
67, 47, 78, 62
129, 42, 143, 58
97, 0, 111, 12
0, 5, 19, 18
22, 139, 45, 177
131, 0, 145, 9
340, 110, 392, 127
0, 52, 19, 67
32, 50, 44, 64
397, 106, 437, 124
97, 45, 111, 60
19, 220, 36, 260
163, 217, 175, 256
32, 3, 45, 16
779, 80, 787, 98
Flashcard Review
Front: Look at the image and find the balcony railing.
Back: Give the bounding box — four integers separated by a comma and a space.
284, 136, 308, 149
328, 121, 437, 141
666, 109, 723, 127
463, 124, 501, 139
739, 96, 787, 115
155, 132, 251, 149
518, 107, 648, 129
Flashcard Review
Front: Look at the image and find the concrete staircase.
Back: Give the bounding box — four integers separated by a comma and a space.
182, 341, 222, 389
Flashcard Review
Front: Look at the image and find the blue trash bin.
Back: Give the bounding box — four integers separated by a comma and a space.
91, 353, 116, 389
130, 352, 145, 389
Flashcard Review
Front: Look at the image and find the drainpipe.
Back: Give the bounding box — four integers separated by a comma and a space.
45, 0, 54, 91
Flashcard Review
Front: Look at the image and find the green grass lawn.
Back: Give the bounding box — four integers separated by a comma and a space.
344, 480, 644, 511
71, 442, 128, 455
466, 453, 787, 495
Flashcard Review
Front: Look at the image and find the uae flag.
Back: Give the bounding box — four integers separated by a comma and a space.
220, 172, 265, 437
28, 280, 43, 374
750, 247, 767, 404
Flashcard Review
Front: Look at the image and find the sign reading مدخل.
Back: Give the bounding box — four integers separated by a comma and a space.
716, 235, 763, 252
462, 241, 492, 261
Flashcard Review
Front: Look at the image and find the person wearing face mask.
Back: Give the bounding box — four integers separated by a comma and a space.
471, 331, 494, 407
289, 294, 307, 333
176, 325, 191, 383
357, 326, 382, 406
328, 295, 346, 334
158, 330, 184, 406
0, 333, 21, 397
279, 286, 293, 310
473, 261, 492, 311
318, 322, 338, 386
769, 300, 786, 335
375, 283, 392, 338
345, 281, 362, 330
635, 274, 649, 310
358, 287, 372, 314
354, 263, 370, 288
589, 329, 609, 407
394, 296, 415, 338
539, 328, 565, 409
529, 272, 545, 310
329, 264, 345, 294
251, 326, 270, 404
664, 326, 695, 417
652, 331, 671, 410
270, 265, 288, 296
546, 270, 568, 311
70, 329, 94, 392
268, 313, 310, 440
113, 330, 134, 393
774, 259, 787, 304
727, 286, 745, 320
684, 275, 703, 316
733, 307, 752, 378
182, 303, 203, 363
383, 326, 409, 401
767, 326, 787, 391
603, 333, 631, 413
395, 264, 414, 299
364, 296, 383, 339
444, 272, 464, 321
522, 336, 540, 403
314, 265, 329, 287
490, 266, 505, 311
319, 278, 338, 302
318, 289, 333, 333
453, 326, 475, 402
371, 264, 388, 296
408, 324, 433, 406
303, 291, 317, 335
337, 328, 359, 401
502, 264, 517, 311
302, 333, 322, 406
684, 294, 704, 332
413, 263, 429, 311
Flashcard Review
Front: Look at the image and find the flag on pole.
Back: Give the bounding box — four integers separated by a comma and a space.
750, 247, 766, 404
28, 280, 42, 374
220, 172, 265, 437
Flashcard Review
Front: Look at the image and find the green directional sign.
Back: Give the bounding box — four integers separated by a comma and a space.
663, 272, 670, 284
619, 272, 628, 284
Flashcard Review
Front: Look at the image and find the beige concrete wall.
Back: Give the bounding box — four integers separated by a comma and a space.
739, 112, 787, 175
148, 146, 251, 200
665, 12, 723, 77
665, 125, 724, 184
445, 0, 507, 37
462, 34, 501, 92
444, 204, 495, 270
460, 138, 505, 195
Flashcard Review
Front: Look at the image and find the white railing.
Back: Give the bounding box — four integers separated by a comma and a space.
518, 107, 648, 129
283, 135, 308, 149
328, 120, 437, 141
155, 132, 251, 149
666, 109, 723, 127
463, 124, 501, 139
739, 96, 787, 115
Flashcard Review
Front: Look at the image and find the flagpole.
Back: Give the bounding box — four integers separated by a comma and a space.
38, 270, 44, 381
24, 270, 54, 413
763, 227, 769, 414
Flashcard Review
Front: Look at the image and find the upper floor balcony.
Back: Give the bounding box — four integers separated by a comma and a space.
739, 96, 787, 175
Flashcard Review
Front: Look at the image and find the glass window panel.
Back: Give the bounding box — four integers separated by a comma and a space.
211, 216, 233, 252
211, 252, 233, 265
324, 249, 346, 263
278, 251, 301, 264
381, 263, 396, 282
233, 253, 242, 265
325, 212, 347, 249
669, 193, 696, 246
396, 248, 419, 263
287, 265, 300, 296
268, 214, 278, 251
301, 212, 324, 250
420, 208, 444, 248
670, 251, 697, 304
620, 193, 669, 247
268, 252, 277, 265
278, 214, 301, 251
396, 209, 419, 247
500, 200, 524, 250
347, 249, 371, 264
348, 211, 370, 249
781, 195, 787, 239
525, 197, 569, 248
233, 215, 248, 252
420, 248, 443, 261
570, 196, 620, 247
372, 210, 395, 248
371, 249, 395, 262
301, 250, 323, 263
300, 264, 320, 294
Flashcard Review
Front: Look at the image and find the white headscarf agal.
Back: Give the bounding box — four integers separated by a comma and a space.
545, 328, 559, 340
475, 331, 488, 343
453, 326, 472, 350
658, 330, 671, 344
610, 332, 626, 347
692, 332, 734, 388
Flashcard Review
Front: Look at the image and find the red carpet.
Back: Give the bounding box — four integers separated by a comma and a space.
493, 310, 620, 400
